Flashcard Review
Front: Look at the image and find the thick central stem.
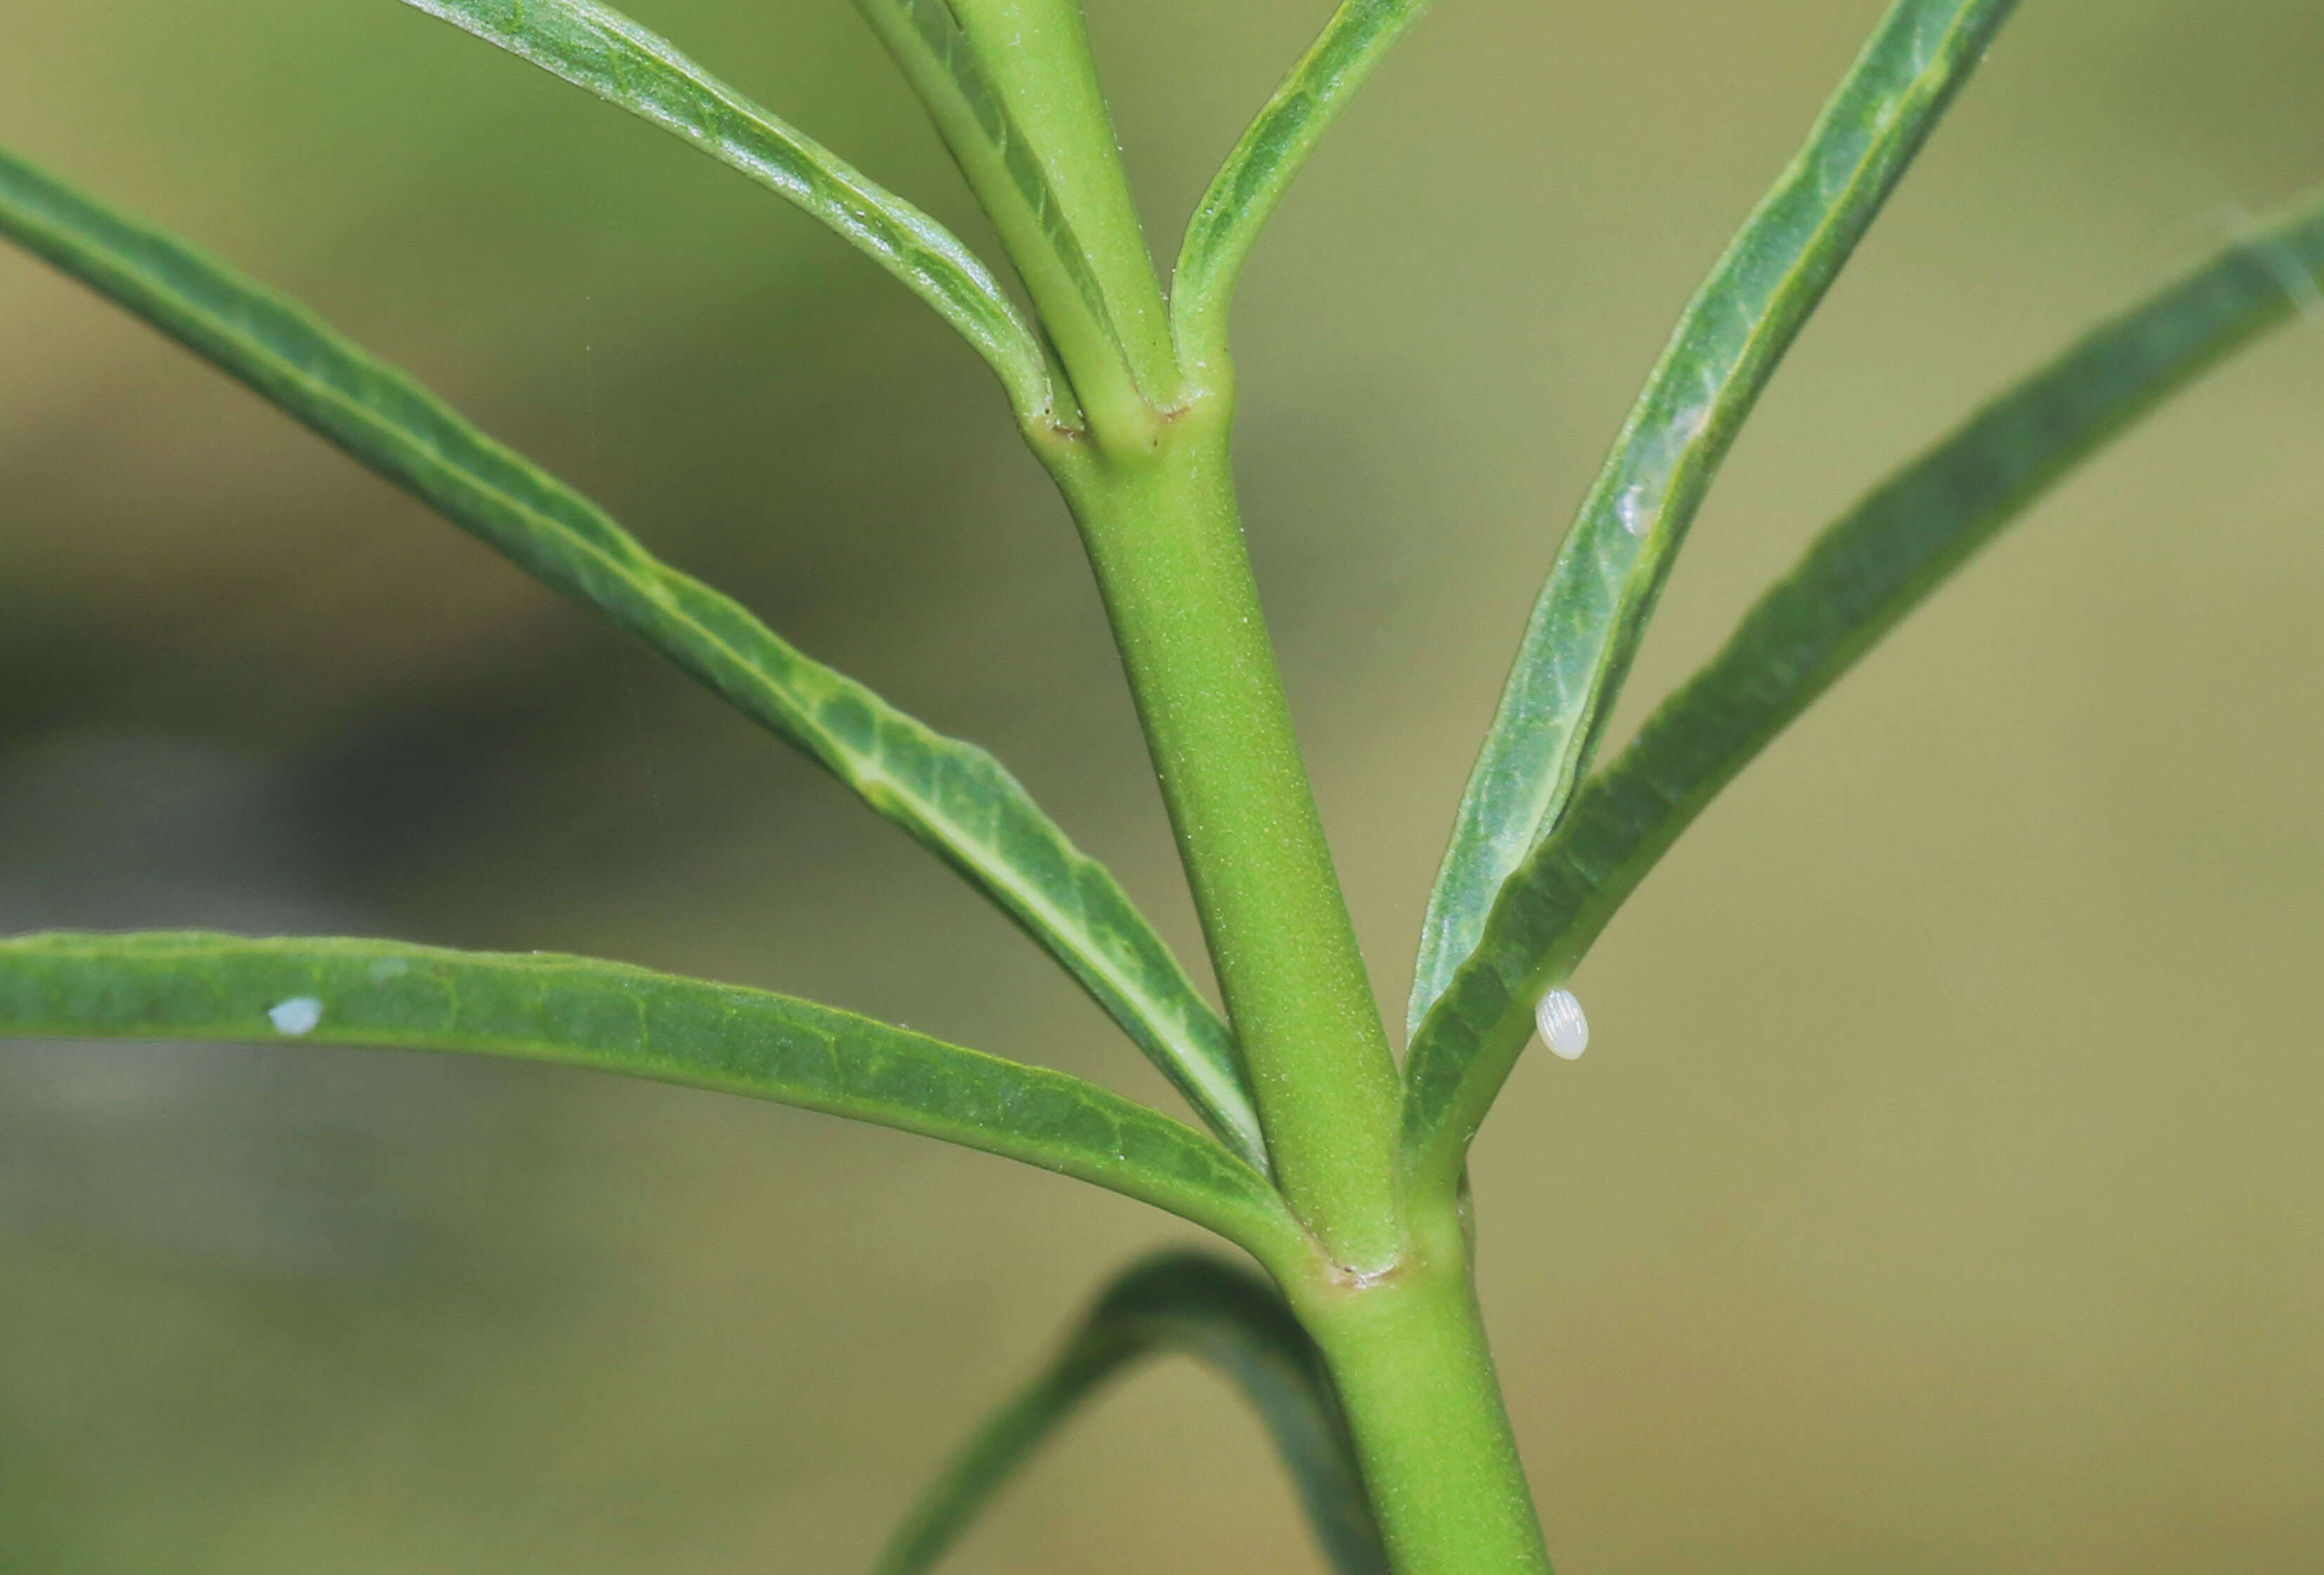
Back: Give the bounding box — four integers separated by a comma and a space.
1041, 395, 1404, 1270
1284, 1215, 1553, 1575
1042, 392, 1552, 1574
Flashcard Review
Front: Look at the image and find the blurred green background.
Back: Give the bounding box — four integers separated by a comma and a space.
4, 0, 2322, 1569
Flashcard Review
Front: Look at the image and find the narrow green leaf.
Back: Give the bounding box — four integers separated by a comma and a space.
852, 0, 1115, 337
1172, 0, 1433, 379
395, 0, 1056, 421
0, 144, 1268, 1175
1409, 0, 2018, 1036
1401, 195, 2324, 1197
875, 1249, 1386, 1575
0, 933, 1303, 1252
854, 0, 1174, 432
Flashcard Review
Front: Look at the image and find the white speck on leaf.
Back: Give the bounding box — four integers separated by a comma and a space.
268, 996, 323, 1036
1615, 483, 1651, 537
1536, 988, 1588, 1060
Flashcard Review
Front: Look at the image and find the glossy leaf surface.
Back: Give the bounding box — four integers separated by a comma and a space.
1401, 196, 2324, 1196
398, 0, 1055, 419
876, 1250, 1385, 1575
0, 145, 1267, 1174
1173, 0, 1433, 377
1408, 0, 2018, 1036
0, 933, 1302, 1250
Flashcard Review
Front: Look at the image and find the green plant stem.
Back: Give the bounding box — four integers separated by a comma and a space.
1281, 1215, 1552, 1575
1038, 396, 1403, 1272
1040, 386, 1546, 1571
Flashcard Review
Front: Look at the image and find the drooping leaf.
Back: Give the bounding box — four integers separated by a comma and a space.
1408, 0, 2019, 1036
0, 144, 1267, 1175
1400, 195, 2324, 1198
0, 932, 1304, 1253
875, 1250, 1385, 1575
1172, 0, 1433, 378
853, 0, 1174, 426
395, 0, 1055, 420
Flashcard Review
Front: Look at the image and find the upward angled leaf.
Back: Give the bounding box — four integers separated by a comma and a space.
0, 143, 1267, 1176
0, 934, 1304, 1255
396, 0, 1056, 421
1409, 0, 2018, 1035
1399, 194, 2324, 1198
875, 1250, 1385, 1575
1173, 0, 1433, 377
852, 0, 1119, 341
854, 0, 1175, 429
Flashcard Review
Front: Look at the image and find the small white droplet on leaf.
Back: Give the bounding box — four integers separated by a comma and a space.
1535, 988, 1588, 1060
268, 996, 323, 1036
1615, 483, 1651, 537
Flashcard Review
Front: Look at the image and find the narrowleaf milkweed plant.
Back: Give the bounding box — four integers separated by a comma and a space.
4, 0, 2321, 1569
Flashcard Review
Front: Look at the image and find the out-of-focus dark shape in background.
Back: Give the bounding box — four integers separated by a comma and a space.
4, 0, 2322, 1569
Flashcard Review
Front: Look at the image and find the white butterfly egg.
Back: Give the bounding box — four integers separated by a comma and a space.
268, 996, 323, 1036
1614, 483, 1652, 537
1534, 988, 1588, 1060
